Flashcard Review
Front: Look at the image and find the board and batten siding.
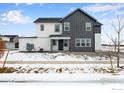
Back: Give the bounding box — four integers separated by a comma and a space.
62, 10, 97, 52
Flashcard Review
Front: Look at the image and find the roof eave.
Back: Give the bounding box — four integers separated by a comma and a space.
61, 8, 97, 21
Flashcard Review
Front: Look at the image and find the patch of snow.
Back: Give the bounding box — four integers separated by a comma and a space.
1, 50, 123, 61
0, 73, 124, 82
0, 64, 124, 82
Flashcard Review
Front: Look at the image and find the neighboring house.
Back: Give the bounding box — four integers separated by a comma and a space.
0, 35, 19, 50
19, 8, 102, 52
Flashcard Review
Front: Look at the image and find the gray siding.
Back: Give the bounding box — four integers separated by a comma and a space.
62, 11, 100, 52
95, 25, 101, 33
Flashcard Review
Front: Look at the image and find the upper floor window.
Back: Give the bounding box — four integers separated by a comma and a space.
10, 37, 14, 42
55, 24, 60, 32
64, 22, 70, 31
86, 22, 92, 31
75, 38, 91, 47
40, 24, 44, 31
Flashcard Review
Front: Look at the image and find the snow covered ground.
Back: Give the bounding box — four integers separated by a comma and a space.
0, 73, 124, 82
0, 51, 124, 82
0, 50, 123, 61
2, 64, 124, 74
0, 64, 124, 82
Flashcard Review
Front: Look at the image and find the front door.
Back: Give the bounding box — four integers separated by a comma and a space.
58, 40, 63, 51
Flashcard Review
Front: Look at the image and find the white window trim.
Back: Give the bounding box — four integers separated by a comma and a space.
40, 24, 44, 31
86, 22, 92, 31
75, 38, 91, 47
63, 40, 69, 47
64, 22, 70, 31
55, 24, 60, 32
52, 40, 57, 46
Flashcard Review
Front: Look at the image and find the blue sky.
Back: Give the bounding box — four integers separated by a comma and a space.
0, 3, 124, 43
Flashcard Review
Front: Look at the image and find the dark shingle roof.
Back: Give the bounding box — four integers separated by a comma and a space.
95, 21, 103, 25
34, 18, 62, 23
50, 35, 63, 37
0, 35, 18, 37
61, 8, 97, 21
33, 8, 102, 25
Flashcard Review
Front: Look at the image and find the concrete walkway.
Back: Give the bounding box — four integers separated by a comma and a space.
0, 61, 123, 64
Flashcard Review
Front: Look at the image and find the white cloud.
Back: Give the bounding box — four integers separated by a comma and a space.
26, 3, 33, 5
15, 3, 33, 6
15, 3, 19, 6
40, 3, 44, 7
0, 10, 32, 24
70, 7, 75, 11
0, 22, 8, 26
101, 12, 108, 16
82, 4, 124, 13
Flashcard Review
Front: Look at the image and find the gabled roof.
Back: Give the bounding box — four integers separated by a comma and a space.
34, 18, 62, 23
61, 8, 97, 21
33, 8, 102, 25
95, 21, 103, 25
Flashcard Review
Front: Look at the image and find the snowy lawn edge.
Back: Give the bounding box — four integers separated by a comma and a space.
0, 73, 124, 82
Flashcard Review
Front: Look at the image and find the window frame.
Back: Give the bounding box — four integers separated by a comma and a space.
75, 38, 91, 47
64, 22, 70, 31
85, 39, 91, 47
85, 22, 92, 31
63, 40, 68, 47
26, 43, 34, 51
10, 37, 14, 42
55, 24, 60, 32
52, 40, 57, 46
40, 24, 44, 31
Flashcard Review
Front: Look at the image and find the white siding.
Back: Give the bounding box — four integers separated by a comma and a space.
36, 38, 51, 51
52, 40, 58, 51
1, 37, 10, 41
95, 33, 101, 51
63, 46, 69, 51
5, 42, 15, 49
19, 38, 51, 51
19, 38, 37, 51
35, 23, 62, 37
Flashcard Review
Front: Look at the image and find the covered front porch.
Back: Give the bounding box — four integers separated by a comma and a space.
50, 37, 70, 51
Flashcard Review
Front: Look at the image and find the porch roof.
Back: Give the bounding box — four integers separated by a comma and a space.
50, 36, 71, 39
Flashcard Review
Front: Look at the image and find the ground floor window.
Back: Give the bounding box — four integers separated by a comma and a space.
52, 40, 57, 46
26, 43, 34, 51
15, 42, 19, 48
75, 38, 91, 47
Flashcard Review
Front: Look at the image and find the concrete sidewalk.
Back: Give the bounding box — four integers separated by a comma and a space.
0, 61, 123, 64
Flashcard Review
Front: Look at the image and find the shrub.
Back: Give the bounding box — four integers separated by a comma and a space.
0, 67, 15, 73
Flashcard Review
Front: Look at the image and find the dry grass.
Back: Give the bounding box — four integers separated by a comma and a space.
0, 67, 15, 73
0, 38, 5, 58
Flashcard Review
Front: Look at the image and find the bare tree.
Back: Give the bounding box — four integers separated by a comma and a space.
111, 15, 124, 67
107, 43, 114, 72
0, 38, 5, 58
106, 34, 118, 52
0, 37, 9, 68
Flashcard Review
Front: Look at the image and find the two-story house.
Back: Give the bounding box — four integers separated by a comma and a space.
0, 35, 19, 50
19, 8, 102, 52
